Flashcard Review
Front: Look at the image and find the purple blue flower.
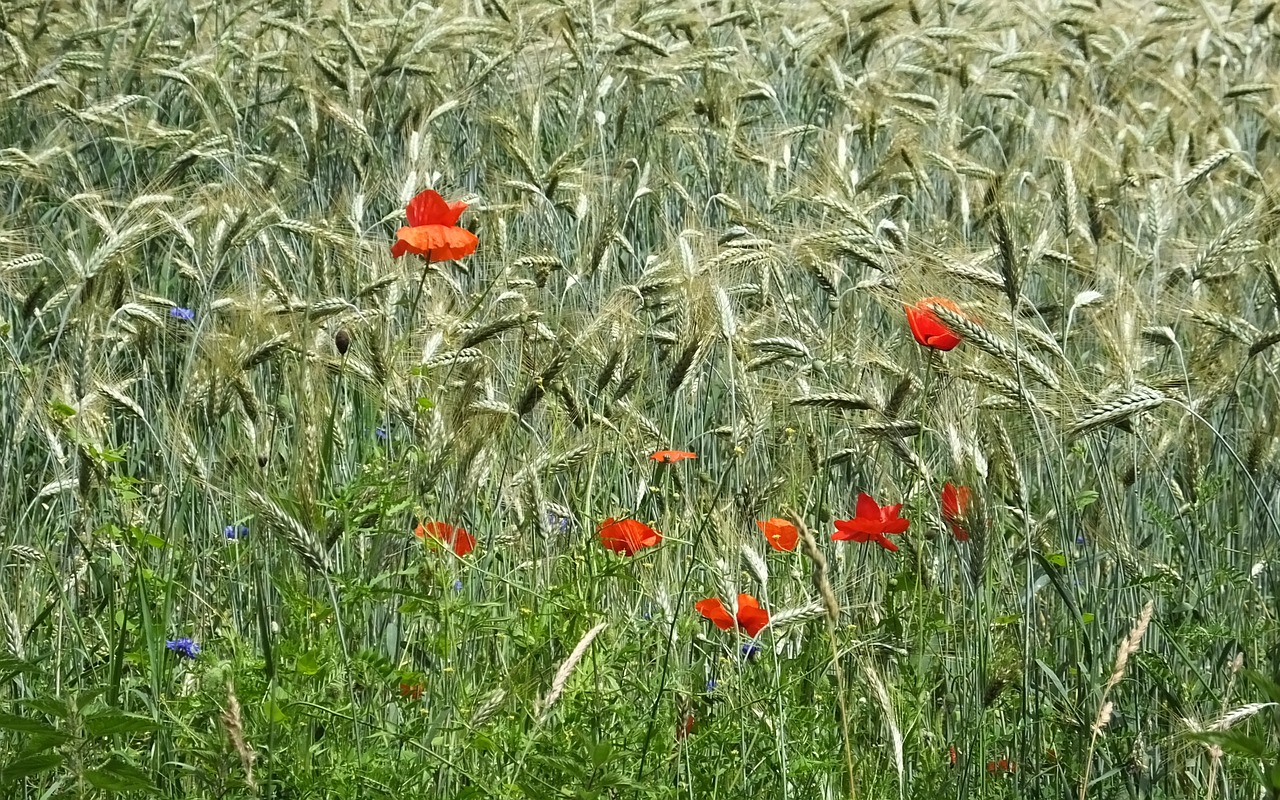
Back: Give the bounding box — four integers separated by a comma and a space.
1075, 533, 1086, 546
375, 426, 388, 441
705, 679, 717, 692
453, 579, 463, 592
224, 524, 248, 540
170, 307, 195, 322
166, 638, 200, 659
741, 642, 762, 660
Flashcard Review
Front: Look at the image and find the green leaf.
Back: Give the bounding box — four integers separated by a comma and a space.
417, 396, 435, 411
1073, 489, 1099, 510
1081, 612, 1096, 624
589, 740, 613, 767
263, 698, 288, 723
84, 759, 159, 794
0, 655, 36, 675
83, 710, 159, 738
296, 650, 321, 676
0, 752, 62, 784
0, 713, 62, 737
48, 400, 77, 419
22, 697, 68, 719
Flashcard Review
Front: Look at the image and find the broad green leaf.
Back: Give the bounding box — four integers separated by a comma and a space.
84, 759, 159, 794
0, 752, 62, 784
83, 710, 159, 738
0, 713, 61, 737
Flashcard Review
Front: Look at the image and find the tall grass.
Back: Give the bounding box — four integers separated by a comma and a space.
1, 0, 1278, 797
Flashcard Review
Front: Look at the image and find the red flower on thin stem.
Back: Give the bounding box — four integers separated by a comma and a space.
651, 449, 696, 463
905, 296, 963, 351
695, 593, 770, 637
415, 521, 476, 557
598, 518, 661, 556
941, 483, 973, 542
399, 682, 424, 700
833, 493, 910, 552
391, 188, 479, 262
756, 518, 798, 552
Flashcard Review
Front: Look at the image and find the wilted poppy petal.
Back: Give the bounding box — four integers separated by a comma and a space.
695, 598, 735, 630
942, 483, 972, 541
756, 518, 798, 552
651, 449, 696, 463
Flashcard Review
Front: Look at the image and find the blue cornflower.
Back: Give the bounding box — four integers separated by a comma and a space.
166, 638, 200, 659
546, 510, 572, 532
375, 426, 388, 441
1075, 533, 1086, 546
170, 307, 195, 322
224, 524, 249, 540
705, 678, 717, 692
453, 579, 463, 592
741, 642, 762, 660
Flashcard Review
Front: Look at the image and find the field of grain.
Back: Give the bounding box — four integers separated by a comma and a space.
1, 0, 1279, 797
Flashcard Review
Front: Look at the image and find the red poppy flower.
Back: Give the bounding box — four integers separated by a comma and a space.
948, 744, 958, 767
415, 520, 476, 557
391, 188, 479, 262
987, 758, 1015, 774
399, 682, 423, 700
651, 449, 696, 463
941, 482, 972, 542
597, 518, 661, 556
695, 593, 770, 637
677, 712, 695, 740
833, 493, 910, 552
756, 518, 798, 552
905, 296, 963, 351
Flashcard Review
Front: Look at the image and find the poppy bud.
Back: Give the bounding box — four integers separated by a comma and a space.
335, 328, 351, 355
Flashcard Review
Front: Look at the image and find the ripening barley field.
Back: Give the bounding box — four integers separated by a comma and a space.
2, 0, 1280, 797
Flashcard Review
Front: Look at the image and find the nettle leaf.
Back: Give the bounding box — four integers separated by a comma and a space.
83, 710, 159, 738
0, 752, 62, 784
0, 713, 62, 738
84, 759, 160, 794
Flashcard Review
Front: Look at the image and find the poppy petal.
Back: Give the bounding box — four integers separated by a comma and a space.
855, 492, 879, 519
695, 598, 735, 630
736, 605, 770, 637
397, 225, 479, 262
873, 534, 899, 552
406, 189, 465, 227
756, 518, 798, 552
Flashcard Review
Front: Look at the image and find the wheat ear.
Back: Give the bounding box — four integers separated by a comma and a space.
1079, 600, 1154, 800
538, 621, 608, 721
